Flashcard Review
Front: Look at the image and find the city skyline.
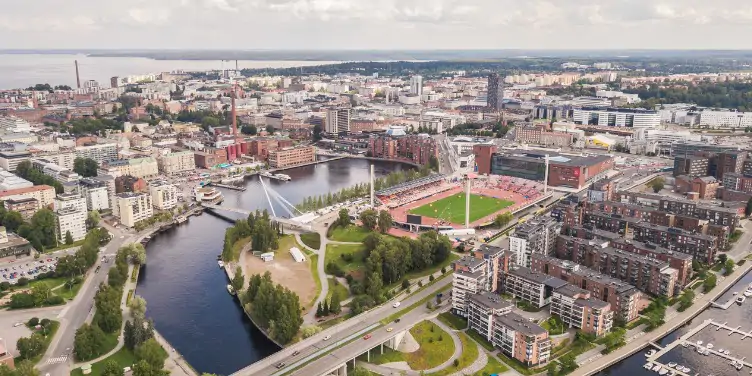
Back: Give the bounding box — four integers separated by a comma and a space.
2, 0, 752, 50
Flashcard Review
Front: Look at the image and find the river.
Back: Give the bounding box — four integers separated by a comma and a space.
0, 53, 340, 90
135, 158, 412, 375
597, 269, 752, 376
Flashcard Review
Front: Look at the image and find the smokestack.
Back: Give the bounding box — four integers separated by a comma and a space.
235, 60, 238, 71
231, 82, 238, 138
75, 60, 81, 89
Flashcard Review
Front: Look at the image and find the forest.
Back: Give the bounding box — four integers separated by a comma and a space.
624, 81, 752, 111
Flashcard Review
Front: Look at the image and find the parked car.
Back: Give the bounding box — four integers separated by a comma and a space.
363, 334, 372, 340
393, 302, 401, 308
323, 335, 331, 341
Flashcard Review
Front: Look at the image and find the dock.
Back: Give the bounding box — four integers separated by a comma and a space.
209, 182, 247, 191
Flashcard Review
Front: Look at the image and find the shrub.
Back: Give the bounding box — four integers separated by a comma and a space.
27, 317, 39, 327
17, 277, 29, 286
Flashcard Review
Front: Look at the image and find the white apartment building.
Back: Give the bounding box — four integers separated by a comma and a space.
31, 159, 80, 184
116, 192, 153, 228
75, 143, 118, 164
0, 151, 31, 172
0, 116, 32, 133
36, 151, 76, 170
157, 151, 196, 175
572, 108, 660, 128
0, 185, 56, 207
419, 111, 466, 133
325, 108, 351, 134
53, 192, 87, 242
595, 90, 640, 104
149, 180, 178, 210
699, 110, 752, 129
0, 170, 32, 191
451, 256, 487, 317
79, 178, 110, 211
99, 157, 159, 179
410, 75, 423, 97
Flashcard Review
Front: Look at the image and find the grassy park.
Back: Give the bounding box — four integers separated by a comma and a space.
408, 193, 514, 224
326, 243, 367, 276
329, 225, 372, 242
371, 320, 455, 370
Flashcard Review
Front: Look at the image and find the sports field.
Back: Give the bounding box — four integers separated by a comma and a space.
408, 193, 515, 224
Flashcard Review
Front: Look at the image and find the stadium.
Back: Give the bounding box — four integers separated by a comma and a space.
376, 174, 547, 233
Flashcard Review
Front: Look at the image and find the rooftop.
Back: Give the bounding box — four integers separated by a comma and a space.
468, 291, 513, 311
509, 267, 568, 289
496, 311, 548, 336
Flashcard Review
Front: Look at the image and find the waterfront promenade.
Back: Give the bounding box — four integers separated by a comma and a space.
574, 261, 752, 376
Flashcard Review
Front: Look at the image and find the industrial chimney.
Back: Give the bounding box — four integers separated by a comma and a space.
75, 60, 81, 89
231, 82, 238, 138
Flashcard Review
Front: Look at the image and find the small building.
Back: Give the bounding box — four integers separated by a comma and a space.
260, 252, 274, 262
289, 247, 306, 262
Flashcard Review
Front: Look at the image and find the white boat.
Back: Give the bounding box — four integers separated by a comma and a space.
646, 349, 657, 357
737, 296, 746, 304
706, 343, 714, 349
668, 362, 677, 368
682, 342, 689, 348
736, 362, 744, 370
719, 348, 725, 354
653, 364, 662, 371
659, 368, 668, 375
697, 340, 704, 346
273, 173, 291, 181
724, 350, 730, 355
226, 284, 235, 295
683, 367, 690, 373
644, 363, 654, 370
218, 260, 225, 268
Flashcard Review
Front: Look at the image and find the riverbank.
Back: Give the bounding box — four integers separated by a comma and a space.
576, 262, 752, 376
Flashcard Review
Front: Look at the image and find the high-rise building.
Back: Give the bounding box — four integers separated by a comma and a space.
149, 180, 178, 210
487, 73, 500, 111
509, 216, 562, 267
79, 178, 110, 211
410, 75, 423, 98
325, 108, 351, 134
115, 192, 153, 228
53, 192, 87, 242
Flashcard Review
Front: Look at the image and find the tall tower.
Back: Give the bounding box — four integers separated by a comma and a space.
487, 73, 500, 111
231, 82, 238, 138
410, 75, 423, 98
543, 154, 550, 194
75, 60, 81, 89
370, 164, 375, 207
465, 178, 471, 229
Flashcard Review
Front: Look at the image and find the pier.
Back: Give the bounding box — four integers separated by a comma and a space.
209, 182, 247, 191
711, 296, 739, 310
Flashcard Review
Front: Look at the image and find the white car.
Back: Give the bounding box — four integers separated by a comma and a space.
323, 335, 331, 341
393, 302, 401, 308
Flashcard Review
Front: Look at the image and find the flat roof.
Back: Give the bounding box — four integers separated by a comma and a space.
468, 291, 513, 311
496, 312, 547, 336
510, 267, 568, 289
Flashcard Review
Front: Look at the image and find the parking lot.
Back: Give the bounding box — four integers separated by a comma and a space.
0, 251, 71, 285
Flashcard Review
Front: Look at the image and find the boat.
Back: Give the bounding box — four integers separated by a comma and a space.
719, 348, 725, 354
273, 173, 291, 181
668, 362, 677, 368
697, 340, 704, 346
682, 342, 690, 348
218, 260, 225, 268
653, 364, 662, 371
644, 363, 654, 370
194, 186, 224, 205
706, 343, 714, 349
737, 296, 746, 304
724, 350, 730, 355
736, 362, 744, 370
646, 349, 657, 357
226, 284, 235, 295
260, 171, 273, 178
220, 175, 244, 184
659, 368, 668, 375
683, 367, 690, 373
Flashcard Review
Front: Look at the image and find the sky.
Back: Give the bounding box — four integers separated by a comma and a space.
1, 0, 751, 50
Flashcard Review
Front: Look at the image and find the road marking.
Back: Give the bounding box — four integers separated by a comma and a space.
46, 355, 68, 364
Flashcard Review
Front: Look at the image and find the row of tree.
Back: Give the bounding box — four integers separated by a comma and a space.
358, 209, 393, 234
73, 157, 99, 177
15, 161, 64, 193
243, 272, 303, 344
221, 210, 282, 262
295, 168, 434, 212
625, 81, 752, 112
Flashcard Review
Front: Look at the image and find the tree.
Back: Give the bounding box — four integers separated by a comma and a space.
11, 360, 39, 376
377, 210, 392, 233
74, 323, 108, 361
31, 284, 51, 307
313, 124, 323, 141
428, 155, 439, 171
132, 360, 165, 376
359, 210, 378, 230
301, 325, 322, 338
316, 301, 324, 317
87, 211, 101, 230
2, 211, 24, 233
337, 209, 351, 228
129, 296, 147, 320
232, 266, 244, 292
725, 259, 736, 276
201, 116, 220, 131
73, 157, 99, 177
28, 317, 39, 327
329, 291, 342, 315
65, 231, 74, 245
494, 212, 514, 228
30, 209, 57, 249
718, 253, 728, 264
648, 177, 665, 193
241, 125, 257, 135
17, 334, 45, 360
703, 273, 717, 292
746, 197, 752, 217
135, 338, 167, 369
266, 125, 275, 134
678, 290, 695, 312
101, 360, 125, 376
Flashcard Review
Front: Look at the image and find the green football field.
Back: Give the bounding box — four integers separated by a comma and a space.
408, 193, 515, 224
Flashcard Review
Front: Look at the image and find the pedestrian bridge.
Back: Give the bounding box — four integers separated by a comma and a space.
202, 204, 313, 231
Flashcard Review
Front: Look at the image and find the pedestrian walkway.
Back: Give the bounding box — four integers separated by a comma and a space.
46, 355, 68, 365
449, 342, 487, 376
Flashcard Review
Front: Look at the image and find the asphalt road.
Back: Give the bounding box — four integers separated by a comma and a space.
233, 276, 453, 376
36, 225, 136, 376
0, 307, 62, 357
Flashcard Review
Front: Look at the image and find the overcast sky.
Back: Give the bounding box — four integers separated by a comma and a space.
1, 0, 750, 50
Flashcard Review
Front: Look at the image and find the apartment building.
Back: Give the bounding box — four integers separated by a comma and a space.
325, 108, 351, 134
514, 126, 573, 147
53, 192, 87, 242
658, 198, 741, 229
470, 244, 505, 293
75, 143, 118, 164
79, 178, 110, 211
572, 107, 660, 128
551, 284, 613, 337
368, 134, 439, 166
510, 216, 563, 267
503, 267, 568, 309
149, 180, 178, 210
493, 312, 551, 366
530, 254, 641, 322
158, 151, 196, 175
267, 146, 316, 169
673, 156, 709, 177
115, 192, 153, 228
3, 197, 39, 221
632, 222, 717, 264
0, 185, 56, 208
588, 178, 616, 202
467, 291, 513, 343
611, 238, 693, 288
100, 157, 159, 179
0, 170, 32, 191
0, 151, 31, 171
452, 256, 488, 317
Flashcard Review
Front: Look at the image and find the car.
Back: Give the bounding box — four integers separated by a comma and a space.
393, 302, 401, 308
275, 362, 286, 369
386, 328, 393, 332
13, 322, 22, 327
292, 350, 299, 356
394, 318, 401, 323
363, 334, 372, 340
46, 259, 52, 262
323, 335, 331, 341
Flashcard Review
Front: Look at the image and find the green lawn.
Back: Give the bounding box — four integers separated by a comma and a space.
473, 354, 509, 376
55, 280, 84, 300
430, 332, 479, 376
386, 253, 459, 291
541, 316, 567, 335
277, 234, 299, 252
370, 321, 455, 369
230, 236, 251, 262
438, 312, 468, 330
329, 226, 372, 242
71, 347, 137, 376
44, 239, 86, 253
327, 277, 350, 300
300, 232, 321, 250
308, 255, 321, 308
408, 193, 514, 224
14, 321, 60, 365
326, 243, 367, 276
